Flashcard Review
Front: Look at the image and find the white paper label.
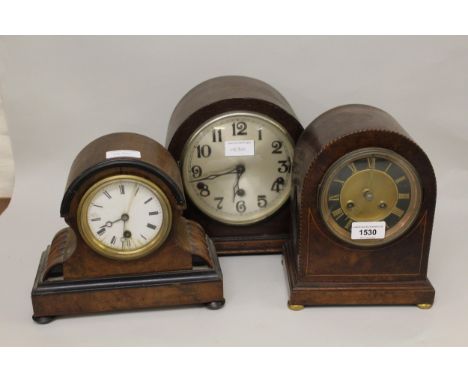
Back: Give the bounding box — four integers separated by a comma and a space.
106, 150, 141, 159
351, 221, 386, 240
224, 140, 255, 157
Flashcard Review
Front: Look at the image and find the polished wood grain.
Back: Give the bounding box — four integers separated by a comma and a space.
31, 133, 224, 322
32, 237, 224, 319
167, 76, 303, 255
62, 132, 186, 216
284, 104, 436, 307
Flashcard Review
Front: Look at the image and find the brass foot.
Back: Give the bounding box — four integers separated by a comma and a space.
417, 303, 432, 310
288, 304, 304, 311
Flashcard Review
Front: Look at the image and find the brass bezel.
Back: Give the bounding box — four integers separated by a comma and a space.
319, 147, 422, 247
77, 174, 172, 260
180, 111, 295, 226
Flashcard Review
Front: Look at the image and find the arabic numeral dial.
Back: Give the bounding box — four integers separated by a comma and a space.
181, 112, 295, 225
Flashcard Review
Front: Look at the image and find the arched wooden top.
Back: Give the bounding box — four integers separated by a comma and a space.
166, 75, 303, 158
292, 104, 437, 266
60, 133, 185, 216
293, 104, 431, 200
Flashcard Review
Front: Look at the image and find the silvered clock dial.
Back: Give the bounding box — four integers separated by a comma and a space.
167, 75, 303, 255
181, 112, 294, 225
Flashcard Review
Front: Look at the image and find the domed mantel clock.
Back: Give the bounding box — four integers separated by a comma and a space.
167, 76, 303, 255
283, 104, 436, 310
31, 133, 224, 323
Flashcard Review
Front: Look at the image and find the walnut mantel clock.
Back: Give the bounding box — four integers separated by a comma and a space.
31, 133, 224, 323
283, 104, 436, 310
167, 76, 303, 255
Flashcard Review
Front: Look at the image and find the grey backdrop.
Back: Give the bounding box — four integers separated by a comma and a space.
0, 36, 467, 345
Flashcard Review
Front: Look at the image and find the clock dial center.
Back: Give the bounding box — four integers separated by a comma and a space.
340, 168, 398, 222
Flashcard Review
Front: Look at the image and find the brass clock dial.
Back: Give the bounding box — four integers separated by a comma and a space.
181, 111, 294, 225
319, 147, 422, 246
77, 175, 172, 260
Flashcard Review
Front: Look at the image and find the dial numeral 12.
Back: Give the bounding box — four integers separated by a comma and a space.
232, 122, 247, 136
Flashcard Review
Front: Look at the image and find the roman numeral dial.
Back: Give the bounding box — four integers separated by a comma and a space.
320, 148, 422, 246
78, 175, 172, 260
181, 112, 295, 225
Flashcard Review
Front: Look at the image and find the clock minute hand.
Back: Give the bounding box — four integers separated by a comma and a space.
190, 167, 239, 182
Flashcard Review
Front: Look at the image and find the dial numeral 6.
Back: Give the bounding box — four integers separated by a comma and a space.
236, 200, 246, 213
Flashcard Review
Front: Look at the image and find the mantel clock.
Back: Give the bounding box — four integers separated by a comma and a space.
167, 76, 303, 255
283, 104, 436, 309
31, 133, 224, 323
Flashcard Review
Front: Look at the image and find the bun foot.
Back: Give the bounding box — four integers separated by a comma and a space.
417, 303, 432, 310
288, 304, 304, 311
206, 300, 225, 310
33, 316, 55, 324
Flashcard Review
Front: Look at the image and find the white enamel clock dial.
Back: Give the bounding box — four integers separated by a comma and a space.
77, 175, 172, 260
181, 112, 294, 225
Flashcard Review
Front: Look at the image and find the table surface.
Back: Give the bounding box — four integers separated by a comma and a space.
0, 36, 467, 346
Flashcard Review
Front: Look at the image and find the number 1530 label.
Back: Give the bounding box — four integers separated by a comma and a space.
351, 221, 386, 240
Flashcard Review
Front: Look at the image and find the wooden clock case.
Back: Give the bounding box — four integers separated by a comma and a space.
0, 198, 10, 215
167, 75, 304, 255
31, 133, 224, 323
283, 104, 436, 309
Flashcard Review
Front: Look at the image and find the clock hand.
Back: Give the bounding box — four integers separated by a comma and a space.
190, 166, 240, 182
125, 183, 139, 215
100, 213, 129, 228
121, 184, 139, 246
232, 165, 245, 202
100, 220, 117, 228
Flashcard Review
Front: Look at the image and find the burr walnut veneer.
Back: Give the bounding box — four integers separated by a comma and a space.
31, 133, 224, 323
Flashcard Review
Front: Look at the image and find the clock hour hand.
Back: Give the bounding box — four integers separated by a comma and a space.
100, 213, 129, 228
232, 165, 245, 202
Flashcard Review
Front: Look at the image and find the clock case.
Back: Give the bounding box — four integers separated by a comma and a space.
0, 198, 9, 215
283, 104, 436, 308
31, 133, 224, 323
167, 76, 303, 255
